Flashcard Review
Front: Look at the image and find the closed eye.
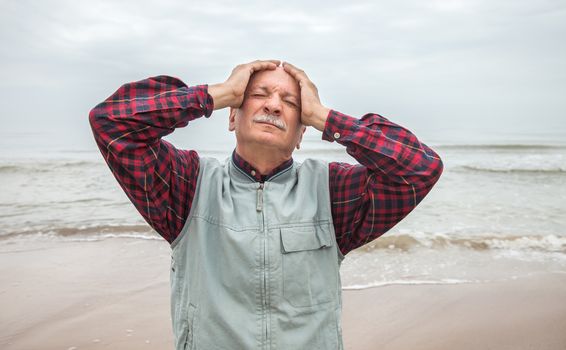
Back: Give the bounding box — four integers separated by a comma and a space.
285, 100, 298, 108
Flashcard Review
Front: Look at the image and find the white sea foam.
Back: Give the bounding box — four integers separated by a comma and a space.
486, 235, 566, 252
65, 233, 162, 242
357, 232, 566, 254
342, 278, 485, 290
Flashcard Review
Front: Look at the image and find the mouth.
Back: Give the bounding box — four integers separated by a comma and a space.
254, 120, 285, 131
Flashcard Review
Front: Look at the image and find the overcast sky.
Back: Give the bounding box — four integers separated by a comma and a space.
1, 0, 565, 154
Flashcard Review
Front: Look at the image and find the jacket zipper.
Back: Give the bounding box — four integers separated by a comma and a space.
256, 182, 268, 349
256, 182, 264, 212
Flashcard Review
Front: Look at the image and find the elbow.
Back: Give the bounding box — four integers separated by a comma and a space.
423, 146, 444, 185
426, 154, 444, 190
416, 154, 444, 197
88, 105, 98, 127
88, 105, 111, 145
423, 159, 444, 206
88, 104, 108, 131
413, 158, 443, 205
432, 156, 444, 184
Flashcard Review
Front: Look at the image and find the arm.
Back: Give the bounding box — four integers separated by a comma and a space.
282, 62, 444, 257
88, 75, 212, 244
89, 60, 281, 244
324, 111, 443, 256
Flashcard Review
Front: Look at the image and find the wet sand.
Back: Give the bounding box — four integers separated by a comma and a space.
1, 238, 565, 350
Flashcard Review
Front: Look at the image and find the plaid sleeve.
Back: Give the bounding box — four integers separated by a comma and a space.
324, 110, 444, 256
88, 75, 213, 244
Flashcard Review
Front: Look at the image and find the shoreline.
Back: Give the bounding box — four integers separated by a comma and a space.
1, 238, 565, 350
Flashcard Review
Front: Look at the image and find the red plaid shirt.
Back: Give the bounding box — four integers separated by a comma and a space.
89, 75, 443, 256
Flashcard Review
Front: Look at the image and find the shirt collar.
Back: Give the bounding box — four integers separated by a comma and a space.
231, 150, 294, 183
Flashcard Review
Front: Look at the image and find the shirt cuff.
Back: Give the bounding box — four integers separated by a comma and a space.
196, 84, 214, 118
321, 110, 359, 143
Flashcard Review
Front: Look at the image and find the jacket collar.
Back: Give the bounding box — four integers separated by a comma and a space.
231, 150, 294, 183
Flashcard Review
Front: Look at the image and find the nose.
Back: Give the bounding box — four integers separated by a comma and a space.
263, 95, 282, 116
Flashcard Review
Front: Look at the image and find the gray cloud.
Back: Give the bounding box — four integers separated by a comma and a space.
1, 0, 565, 152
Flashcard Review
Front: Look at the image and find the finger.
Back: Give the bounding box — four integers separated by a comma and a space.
251, 59, 280, 65
263, 59, 281, 66
248, 59, 281, 73
282, 61, 309, 81
253, 59, 281, 67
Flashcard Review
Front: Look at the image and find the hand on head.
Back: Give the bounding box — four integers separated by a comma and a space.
210, 59, 330, 132
281, 62, 329, 129
210, 60, 280, 110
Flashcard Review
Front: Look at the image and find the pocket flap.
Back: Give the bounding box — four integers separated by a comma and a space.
280, 224, 334, 253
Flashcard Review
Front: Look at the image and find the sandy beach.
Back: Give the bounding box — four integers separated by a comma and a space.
1, 237, 565, 350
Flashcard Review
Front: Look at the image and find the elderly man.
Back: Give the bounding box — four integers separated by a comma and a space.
89, 60, 443, 350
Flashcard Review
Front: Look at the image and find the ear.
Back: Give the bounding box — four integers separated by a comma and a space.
295, 125, 307, 150
228, 107, 237, 131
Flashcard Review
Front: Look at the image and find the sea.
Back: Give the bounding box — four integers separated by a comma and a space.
1, 131, 565, 290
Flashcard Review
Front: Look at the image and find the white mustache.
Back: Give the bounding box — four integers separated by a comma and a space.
252, 114, 287, 131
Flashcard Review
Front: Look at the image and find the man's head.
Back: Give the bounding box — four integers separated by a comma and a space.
229, 66, 306, 158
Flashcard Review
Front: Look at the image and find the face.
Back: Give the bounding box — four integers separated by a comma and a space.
229, 67, 305, 157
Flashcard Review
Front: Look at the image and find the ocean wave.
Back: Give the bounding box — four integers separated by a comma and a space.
65, 233, 163, 242
358, 233, 566, 253
0, 160, 101, 173
453, 165, 566, 174
436, 144, 566, 150
0, 223, 157, 241
0, 198, 119, 209
2, 224, 565, 255
342, 278, 485, 290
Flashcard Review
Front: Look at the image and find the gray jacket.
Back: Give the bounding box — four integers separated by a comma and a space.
170, 156, 345, 350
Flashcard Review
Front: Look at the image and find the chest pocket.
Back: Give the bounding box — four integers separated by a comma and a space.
280, 223, 339, 308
